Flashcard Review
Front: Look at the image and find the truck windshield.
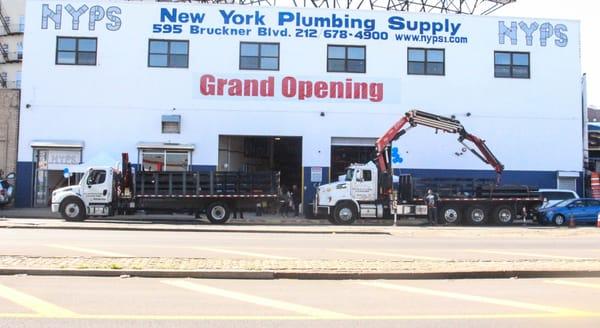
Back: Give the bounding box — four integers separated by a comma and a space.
345, 169, 354, 181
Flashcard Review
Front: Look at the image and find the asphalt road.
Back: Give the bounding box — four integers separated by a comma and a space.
0, 227, 599, 261
1, 276, 600, 327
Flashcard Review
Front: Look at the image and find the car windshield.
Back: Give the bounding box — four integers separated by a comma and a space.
345, 169, 354, 181
552, 199, 575, 208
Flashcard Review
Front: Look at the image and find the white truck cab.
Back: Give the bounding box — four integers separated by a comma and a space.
51, 167, 114, 221
314, 161, 383, 224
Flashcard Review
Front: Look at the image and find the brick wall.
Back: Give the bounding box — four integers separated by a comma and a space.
0, 89, 19, 176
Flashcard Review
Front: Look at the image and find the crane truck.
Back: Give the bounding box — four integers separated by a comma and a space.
313, 110, 542, 225
51, 154, 279, 223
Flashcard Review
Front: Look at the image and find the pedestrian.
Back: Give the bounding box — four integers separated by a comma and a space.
292, 184, 301, 217
279, 186, 290, 217
232, 204, 244, 219
425, 189, 438, 226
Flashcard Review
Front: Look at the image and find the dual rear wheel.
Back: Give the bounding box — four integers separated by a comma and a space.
438, 205, 515, 225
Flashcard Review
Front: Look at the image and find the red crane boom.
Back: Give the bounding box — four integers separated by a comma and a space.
375, 110, 504, 183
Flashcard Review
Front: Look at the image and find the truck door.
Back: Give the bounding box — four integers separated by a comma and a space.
351, 169, 377, 201
83, 169, 112, 204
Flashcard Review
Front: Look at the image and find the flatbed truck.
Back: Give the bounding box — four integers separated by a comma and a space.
313, 110, 543, 225
51, 154, 279, 223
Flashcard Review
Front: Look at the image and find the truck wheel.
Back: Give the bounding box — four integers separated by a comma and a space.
206, 202, 230, 224
334, 202, 357, 225
466, 206, 487, 225
553, 214, 566, 226
440, 206, 461, 225
494, 205, 514, 225
60, 197, 86, 222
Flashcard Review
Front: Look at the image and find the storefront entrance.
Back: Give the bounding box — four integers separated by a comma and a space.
32, 146, 82, 207
218, 135, 302, 191
330, 137, 376, 180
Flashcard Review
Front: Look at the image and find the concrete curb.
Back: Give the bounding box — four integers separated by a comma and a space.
2, 268, 600, 280
0, 224, 392, 235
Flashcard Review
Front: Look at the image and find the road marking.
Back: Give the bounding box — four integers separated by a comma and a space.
0, 283, 76, 317
467, 249, 593, 260
162, 280, 349, 318
191, 247, 296, 260
545, 279, 600, 290
0, 312, 598, 320
46, 244, 132, 257
335, 249, 446, 261
360, 281, 589, 315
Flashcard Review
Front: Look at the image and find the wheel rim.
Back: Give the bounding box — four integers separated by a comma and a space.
498, 209, 512, 223
339, 207, 353, 222
555, 215, 565, 225
211, 205, 226, 221
65, 203, 80, 218
470, 209, 485, 223
443, 209, 458, 223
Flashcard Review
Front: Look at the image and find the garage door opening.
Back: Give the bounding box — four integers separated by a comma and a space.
330, 137, 376, 180
219, 135, 302, 191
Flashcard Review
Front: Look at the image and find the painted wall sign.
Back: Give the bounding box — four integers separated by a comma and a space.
41, 4, 122, 31
498, 20, 568, 47
197, 74, 385, 103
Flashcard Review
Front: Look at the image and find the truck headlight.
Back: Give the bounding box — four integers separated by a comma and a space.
336, 184, 347, 189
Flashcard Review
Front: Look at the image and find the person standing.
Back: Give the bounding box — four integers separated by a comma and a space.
292, 184, 301, 217
425, 189, 438, 226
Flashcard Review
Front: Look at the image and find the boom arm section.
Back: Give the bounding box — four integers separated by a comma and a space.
375, 110, 504, 179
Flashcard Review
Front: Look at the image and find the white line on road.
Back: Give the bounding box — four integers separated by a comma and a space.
334, 249, 446, 261
0, 283, 76, 317
162, 280, 350, 318
466, 249, 594, 260
360, 281, 589, 315
544, 279, 600, 290
46, 244, 132, 257
191, 247, 296, 260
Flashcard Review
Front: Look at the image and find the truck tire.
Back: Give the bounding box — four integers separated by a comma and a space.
494, 205, 514, 225
60, 197, 86, 222
553, 214, 566, 226
466, 206, 487, 225
440, 206, 461, 225
334, 202, 357, 225
206, 202, 230, 224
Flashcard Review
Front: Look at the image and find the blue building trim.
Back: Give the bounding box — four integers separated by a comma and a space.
15, 161, 34, 208
393, 168, 583, 195
303, 166, 330, 217
191, 165, 217, 172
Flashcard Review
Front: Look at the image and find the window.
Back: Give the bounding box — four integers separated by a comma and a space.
16, 71, 21, 89
363, 170, 372, 182
148, 39, 189, 68
56, 37, 97, 65
494, 51, 530, 78
17, 42, 23, 60
239, 42, 279, 70
407, 48, 445, 76
162, 115, 181, 134
87, 170, 106, 185
327, 45, 366, 73
19, 16, 25, 32
141, 150, 190, 172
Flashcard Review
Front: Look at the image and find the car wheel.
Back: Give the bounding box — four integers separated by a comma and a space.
334, 202, 357, 225
206, 202, 230, 224
440, 206, 461, 225
466, 206, 487, 225
553, 214, 566, 226
494, 205, 515, 225
60, 198, 86, 221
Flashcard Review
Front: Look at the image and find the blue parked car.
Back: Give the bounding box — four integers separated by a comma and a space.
537, 198, 600, 226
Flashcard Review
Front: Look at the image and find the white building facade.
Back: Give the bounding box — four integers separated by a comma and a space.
16, 0, 583, 208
